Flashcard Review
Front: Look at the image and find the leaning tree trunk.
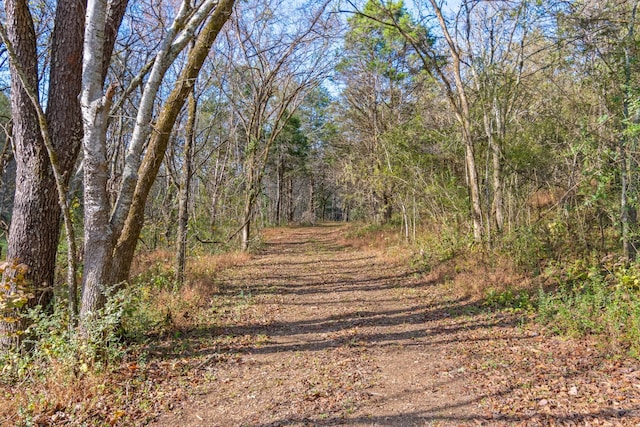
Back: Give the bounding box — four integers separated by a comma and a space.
103, 0, 235, 289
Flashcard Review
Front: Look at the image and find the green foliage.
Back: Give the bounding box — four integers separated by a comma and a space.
484, 288, 534, 313
411, 225, 471, 272
270, 114, 310, 183
336, 1, 441, 225
0, 263, 33, 320
0, 91, 10, 124
499, 224, 551, 272
340, 0, 419, 88
275, 115, 309, 158
346, 222, 391, 239
133, 262, 177, 291
0, 285, 136, 383
537, 260, 640, 355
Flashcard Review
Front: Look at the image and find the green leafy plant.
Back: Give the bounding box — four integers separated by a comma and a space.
484, 288, 534, 313
0, 262, 33, 319
537, 261, 640, 356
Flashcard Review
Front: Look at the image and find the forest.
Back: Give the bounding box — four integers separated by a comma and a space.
2, 0, 640, 425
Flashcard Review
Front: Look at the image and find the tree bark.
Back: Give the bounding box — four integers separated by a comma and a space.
492, 111, 505, 234
210, 146, 229, 230
79, 0, 115, 322
287, 177, 294, 222
105, 0, 235, 287
1, 0, 85, 345
241, 194, 253, 251
109, 0, 221, 238
463, 125, 483, 241
275, 155, 284, 225
308, 176, 315, 223
176, 89, 196, 285
2, 0, 51, 346
481, 104, 504, 235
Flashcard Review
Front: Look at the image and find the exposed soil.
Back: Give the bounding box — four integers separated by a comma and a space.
149, 224, 640, 426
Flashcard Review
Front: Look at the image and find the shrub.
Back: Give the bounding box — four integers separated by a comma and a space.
0, 284, 138, 384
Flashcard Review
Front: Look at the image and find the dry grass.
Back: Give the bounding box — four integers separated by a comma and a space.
187, 251, 251, 290
146, 251, 253, 329
336, 222, 534, 302
0, 248, 253, 426
0, 357, 150, 426
424, 253, 533, 301
339, 225, 404, 249
131, 249, 250, 283
335, 223, 411, 268
129, 248, 174, 278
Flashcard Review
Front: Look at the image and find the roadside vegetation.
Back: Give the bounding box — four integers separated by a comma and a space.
2, 0, 640, 424
349, 222, 640, 358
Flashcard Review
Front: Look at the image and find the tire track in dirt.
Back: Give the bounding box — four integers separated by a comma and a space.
151, 224, 640, 426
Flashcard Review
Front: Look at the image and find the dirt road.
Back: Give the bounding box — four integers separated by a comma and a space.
151, 224, 640, 426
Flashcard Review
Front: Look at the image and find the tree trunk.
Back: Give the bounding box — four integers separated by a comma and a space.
429, 0, 483, 241
275, 156, 284, 225
209, 146, 228, 230
287, 177, 294, 222
79, 0, 115, 323
176, 89, 196, 285
464, 128, 483, 242
109, 0, 221, 239
308, 177, 315, 223
383, 192, 393, 223
1, 0, 85, 346
401, 201, 409, 241
492, 138, 504, 234
241, 195, 252, 251
104, 0, 235, 288
492, 95, 505, 234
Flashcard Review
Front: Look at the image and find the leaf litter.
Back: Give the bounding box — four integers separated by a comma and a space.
145, 225, 640, 426
12, 224, 640, 426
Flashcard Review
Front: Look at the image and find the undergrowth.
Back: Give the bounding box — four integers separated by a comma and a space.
361, 219, 640, 358
0, 249, 250, 426
5, 223, 640, 425
537, 258, 640, 356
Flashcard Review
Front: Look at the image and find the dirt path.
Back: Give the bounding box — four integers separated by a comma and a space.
151, 224, 640, 426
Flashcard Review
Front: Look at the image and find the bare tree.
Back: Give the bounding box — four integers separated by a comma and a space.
176, 85, 197, 285
461, 1, 539, 239
216, 0, 338, 250
80, 0, 235, 321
